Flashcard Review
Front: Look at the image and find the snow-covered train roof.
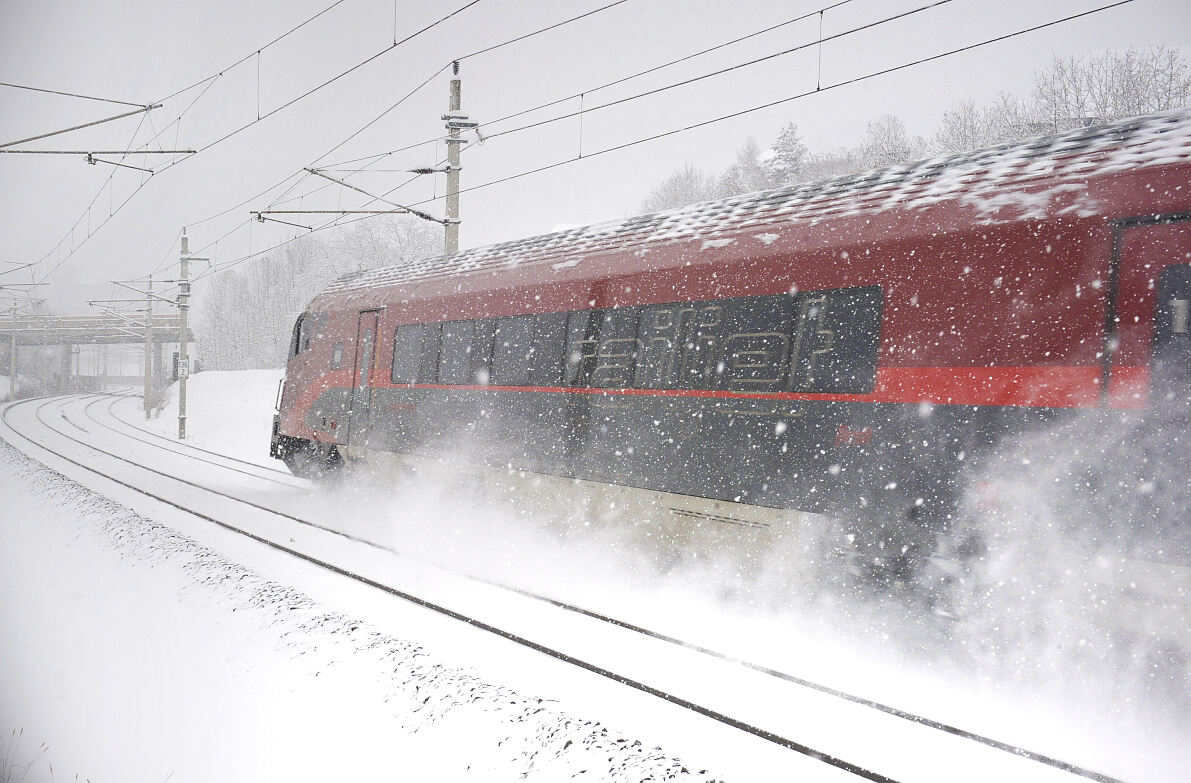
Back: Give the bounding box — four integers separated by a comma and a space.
324, 109, 1191, 296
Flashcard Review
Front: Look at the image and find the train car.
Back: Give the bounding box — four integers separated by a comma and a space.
271, 110, 1191, 588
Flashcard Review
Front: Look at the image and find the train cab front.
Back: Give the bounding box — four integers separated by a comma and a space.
270, 310, 345, 480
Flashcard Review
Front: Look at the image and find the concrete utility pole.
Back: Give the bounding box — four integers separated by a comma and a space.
443, 61, 468, 254
7, 304, 15, 401
178, 233, 191, 439
59, 342, 71, 393
143, 276, 153, 418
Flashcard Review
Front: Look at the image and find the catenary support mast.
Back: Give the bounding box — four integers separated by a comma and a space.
443, 62, 476, 254
7, 305, 15, 401
178, 234, 190, 438
144, 277, 153, 418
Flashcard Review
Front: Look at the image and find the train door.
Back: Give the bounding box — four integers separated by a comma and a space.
1109, 217, 1191, 407
347, 310, 382, 447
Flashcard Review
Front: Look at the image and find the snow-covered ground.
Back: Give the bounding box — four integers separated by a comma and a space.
140, 368, 282, 467
0, 385, 731, 781
2, 371, 1189, 781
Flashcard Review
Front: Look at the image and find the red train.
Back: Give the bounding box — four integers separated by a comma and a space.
271, 110, 1191, 585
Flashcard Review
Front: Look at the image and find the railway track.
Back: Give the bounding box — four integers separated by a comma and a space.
0, 392, 1129, 783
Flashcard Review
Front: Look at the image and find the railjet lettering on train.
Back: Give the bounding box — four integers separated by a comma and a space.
270, 111, 1191, 605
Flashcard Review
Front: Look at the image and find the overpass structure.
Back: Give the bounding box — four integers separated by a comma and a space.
0, 313, 191, 346
1, 313, 195, 399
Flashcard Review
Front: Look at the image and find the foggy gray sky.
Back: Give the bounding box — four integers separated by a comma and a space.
1, 0, 1188, 311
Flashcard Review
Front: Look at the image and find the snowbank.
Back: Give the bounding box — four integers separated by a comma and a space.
142, 368, 283, 465
0, 442, 712, 782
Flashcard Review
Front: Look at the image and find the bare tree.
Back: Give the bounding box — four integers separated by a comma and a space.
335, 216, 442, 272
196, 215, 443, 370
858, 114, 927, 169
716, 138, 771, 198
639, 163, 719, 212
635, 46, 1190, 211
1031, 46, 1191, 132
933, 95, 1032, 155
802, 148, 864, 181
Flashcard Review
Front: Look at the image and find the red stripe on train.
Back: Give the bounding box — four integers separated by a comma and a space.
376, 365, 1150, 410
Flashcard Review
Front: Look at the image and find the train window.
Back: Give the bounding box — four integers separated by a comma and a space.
491, 315, 534, 386
391, 323, 428, 384
470, 318, 496, 384
1154, 264, 1191, 392
788, 285, 883, 394
331, 342, 344, 370
529, 312, 568, 386
1155, 264, 1191, 349
565, 308, 640, 387
438, 319, 494, 385
298, 312, 320, 352
635, 301, 724, 390
591, 308, 640, 388
719, 295, 794, 393
289, 315, 304, 358
635, 304, 680, 389
678, 303, 722, 390
289, 313, 321, 356
421, 287, 880, 393
418, 322, 442, 383
565, 310, 599, 385
438, 320, 474, 384
633, 297, 791, 392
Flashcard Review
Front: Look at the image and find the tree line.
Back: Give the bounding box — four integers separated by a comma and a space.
196, 217, 441, 370
639, 46, 1191, 212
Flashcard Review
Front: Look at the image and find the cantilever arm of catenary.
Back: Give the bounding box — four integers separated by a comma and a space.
303, 167, 448, 225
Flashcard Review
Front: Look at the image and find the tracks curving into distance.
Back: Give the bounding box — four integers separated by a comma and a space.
101, 393, 298, 481
1, 393, 1127, 783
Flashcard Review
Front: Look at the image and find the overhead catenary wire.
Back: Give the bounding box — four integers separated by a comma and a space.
192, 0, 488, 157
0, 81, 148, 108
181, 1, 641, 263
423, 0, 1142, 205
25, 0, 420, 283
215, 0, 732, 241
457, 0, 631, 61
34, 111, 154, 283
481, 0, 955, 144
25, 96, 207, 282
204, 0, 642, 256
321, 0, 860, 170
209, 0, 638, 243
312, 0, 636, 169
310, 64, 453, 169
191, 0, 1137, 285
150, 0, 354, 105
279, 0, 953, 210
65, 0, 640, 288
28, 0, 489, 286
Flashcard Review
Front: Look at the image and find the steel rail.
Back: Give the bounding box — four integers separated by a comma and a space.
96, 395, 298, 482
78, 397, 299, 487
2, 394, 1128, 783
88, 395, 1136, 783
1, 393, 899, 783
